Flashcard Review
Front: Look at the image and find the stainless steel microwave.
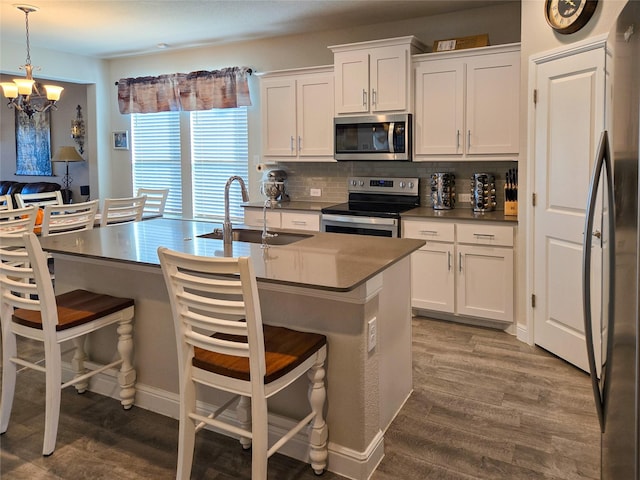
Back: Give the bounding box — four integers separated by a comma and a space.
334, 113, 412, 161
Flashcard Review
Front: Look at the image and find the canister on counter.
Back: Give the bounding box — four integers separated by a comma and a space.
431, 173, 456, 210
471, 173, 496, 212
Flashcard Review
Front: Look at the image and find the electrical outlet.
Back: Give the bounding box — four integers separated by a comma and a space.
367, 317, 377, 352
310, 188, 322, 197
459, 193, 471, 203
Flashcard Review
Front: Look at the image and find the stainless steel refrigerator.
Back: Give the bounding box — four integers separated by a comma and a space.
583, 1, 640, 478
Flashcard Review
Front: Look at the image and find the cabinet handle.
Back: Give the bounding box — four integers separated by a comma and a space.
447, 251, 452, 271
290, 136, 295, 152
473, 233, 496, 239
372, 88, 377, 106
459, 252, 463, 272
456, 130, 460, 149
362, 89, 367, 107
298, 136, 302, 152
292, 220, 307, 226
467, 130, 471, 150
419, 230, 438, 235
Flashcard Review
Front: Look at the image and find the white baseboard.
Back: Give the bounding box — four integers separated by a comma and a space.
62, 362, 384, 480
516, 323, 530, 344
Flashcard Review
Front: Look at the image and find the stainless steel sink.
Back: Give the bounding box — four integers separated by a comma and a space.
198, 229, 311, 245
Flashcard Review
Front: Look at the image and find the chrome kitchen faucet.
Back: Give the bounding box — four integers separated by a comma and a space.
223, 176, 250, 245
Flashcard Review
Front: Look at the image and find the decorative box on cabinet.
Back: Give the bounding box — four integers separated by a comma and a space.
330, 36, 426, 115
403, 218, 514, 324
259, 66, 335, 162
413, 43, 520, 160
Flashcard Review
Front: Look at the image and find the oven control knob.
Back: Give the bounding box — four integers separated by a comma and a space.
351, 180, 357, 187
399, 181, 406, 188
358, 180, 364, 187
408, 182, 414, 189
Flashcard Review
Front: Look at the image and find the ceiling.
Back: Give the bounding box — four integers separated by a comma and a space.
0, 0, 510, 59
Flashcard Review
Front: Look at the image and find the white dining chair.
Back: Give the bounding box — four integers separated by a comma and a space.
0, 194, 14, 211
137, 188, 169, 216
0, 231, 136, 456
41, 200, 99, 237
15, 191, 64, 209
100, 195, 146, 227
157, 248, 328, 480
0, 205, 37, 235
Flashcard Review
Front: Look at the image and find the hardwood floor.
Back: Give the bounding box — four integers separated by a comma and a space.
0, 317, 599, 479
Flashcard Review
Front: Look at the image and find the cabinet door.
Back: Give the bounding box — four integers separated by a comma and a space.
370, 46, 407, 113
456, 244, 513, 322
334, 50, 370, 114
414, 60, 464, 155
411, 242, 455, 313
261, 78, 296, 157
297, 74, 334, 158
466, 51, 520, 155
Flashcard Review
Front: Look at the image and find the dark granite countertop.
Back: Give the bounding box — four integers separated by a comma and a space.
402, 207, 518, 223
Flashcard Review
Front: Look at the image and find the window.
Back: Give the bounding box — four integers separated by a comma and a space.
131, 107, 248, 222
131, 112, 182, 216
191, 108, 248, 221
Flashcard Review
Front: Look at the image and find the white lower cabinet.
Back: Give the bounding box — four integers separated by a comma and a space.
243, 208, 320, 232
403, 219, 514, 324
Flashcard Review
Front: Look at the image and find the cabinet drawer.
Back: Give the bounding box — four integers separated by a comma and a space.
280, 211, 320, 231
456, 223, 513, 247
402, 220, 455, 242
243, 208, 280, 228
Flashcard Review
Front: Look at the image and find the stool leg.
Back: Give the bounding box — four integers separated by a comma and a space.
42, 342, 62, 456
0, 323, 17, 434
251, 396, 268, 480
117, 314, 136, 409
308, 349, 328, 475
236, 395, 252, 450
71, 336, 88, 393
177, 375, 196, 480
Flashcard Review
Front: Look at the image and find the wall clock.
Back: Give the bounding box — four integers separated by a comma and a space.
545, 0, 598, 34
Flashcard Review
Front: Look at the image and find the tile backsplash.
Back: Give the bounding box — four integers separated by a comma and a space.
269, 160, 518, 210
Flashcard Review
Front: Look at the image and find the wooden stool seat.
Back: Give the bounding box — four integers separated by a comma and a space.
195, 325, 326, 383
13, 289, 135, 331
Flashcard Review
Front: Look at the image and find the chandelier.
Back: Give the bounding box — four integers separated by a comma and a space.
0, 5, 63, 118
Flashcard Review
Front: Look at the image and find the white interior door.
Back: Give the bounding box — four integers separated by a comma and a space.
533, 47, 605, 372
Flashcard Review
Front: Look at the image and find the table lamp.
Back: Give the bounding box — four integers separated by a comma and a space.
51, 146, 84, 203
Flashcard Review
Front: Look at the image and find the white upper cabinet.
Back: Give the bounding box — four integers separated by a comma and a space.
330, 36, 426, 115
414, 43, 521, 160
260, 66, 335, 162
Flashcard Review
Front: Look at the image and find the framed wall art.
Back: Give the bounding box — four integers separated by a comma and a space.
15, 108, 52, 176
113, 130, 129, 150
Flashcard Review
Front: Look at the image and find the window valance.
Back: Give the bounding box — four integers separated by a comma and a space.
117, 66, 252, 114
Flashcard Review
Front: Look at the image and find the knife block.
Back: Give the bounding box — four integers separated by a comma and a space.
504, 196, 518, 216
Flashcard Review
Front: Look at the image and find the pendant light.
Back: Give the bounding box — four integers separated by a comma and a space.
1, 5, 63, 118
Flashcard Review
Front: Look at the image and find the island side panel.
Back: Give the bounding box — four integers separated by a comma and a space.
257, 283, 381, 455
378, 256, 413, 431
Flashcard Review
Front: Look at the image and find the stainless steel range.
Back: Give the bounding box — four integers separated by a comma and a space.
321, 177, 419, 237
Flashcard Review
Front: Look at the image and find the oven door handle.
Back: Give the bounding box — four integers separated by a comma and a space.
322, 214, 398, 226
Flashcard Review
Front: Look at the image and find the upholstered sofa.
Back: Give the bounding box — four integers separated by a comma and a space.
0, 181, 62, 207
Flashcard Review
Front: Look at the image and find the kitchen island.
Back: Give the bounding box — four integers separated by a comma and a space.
38, 218, 424, 480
